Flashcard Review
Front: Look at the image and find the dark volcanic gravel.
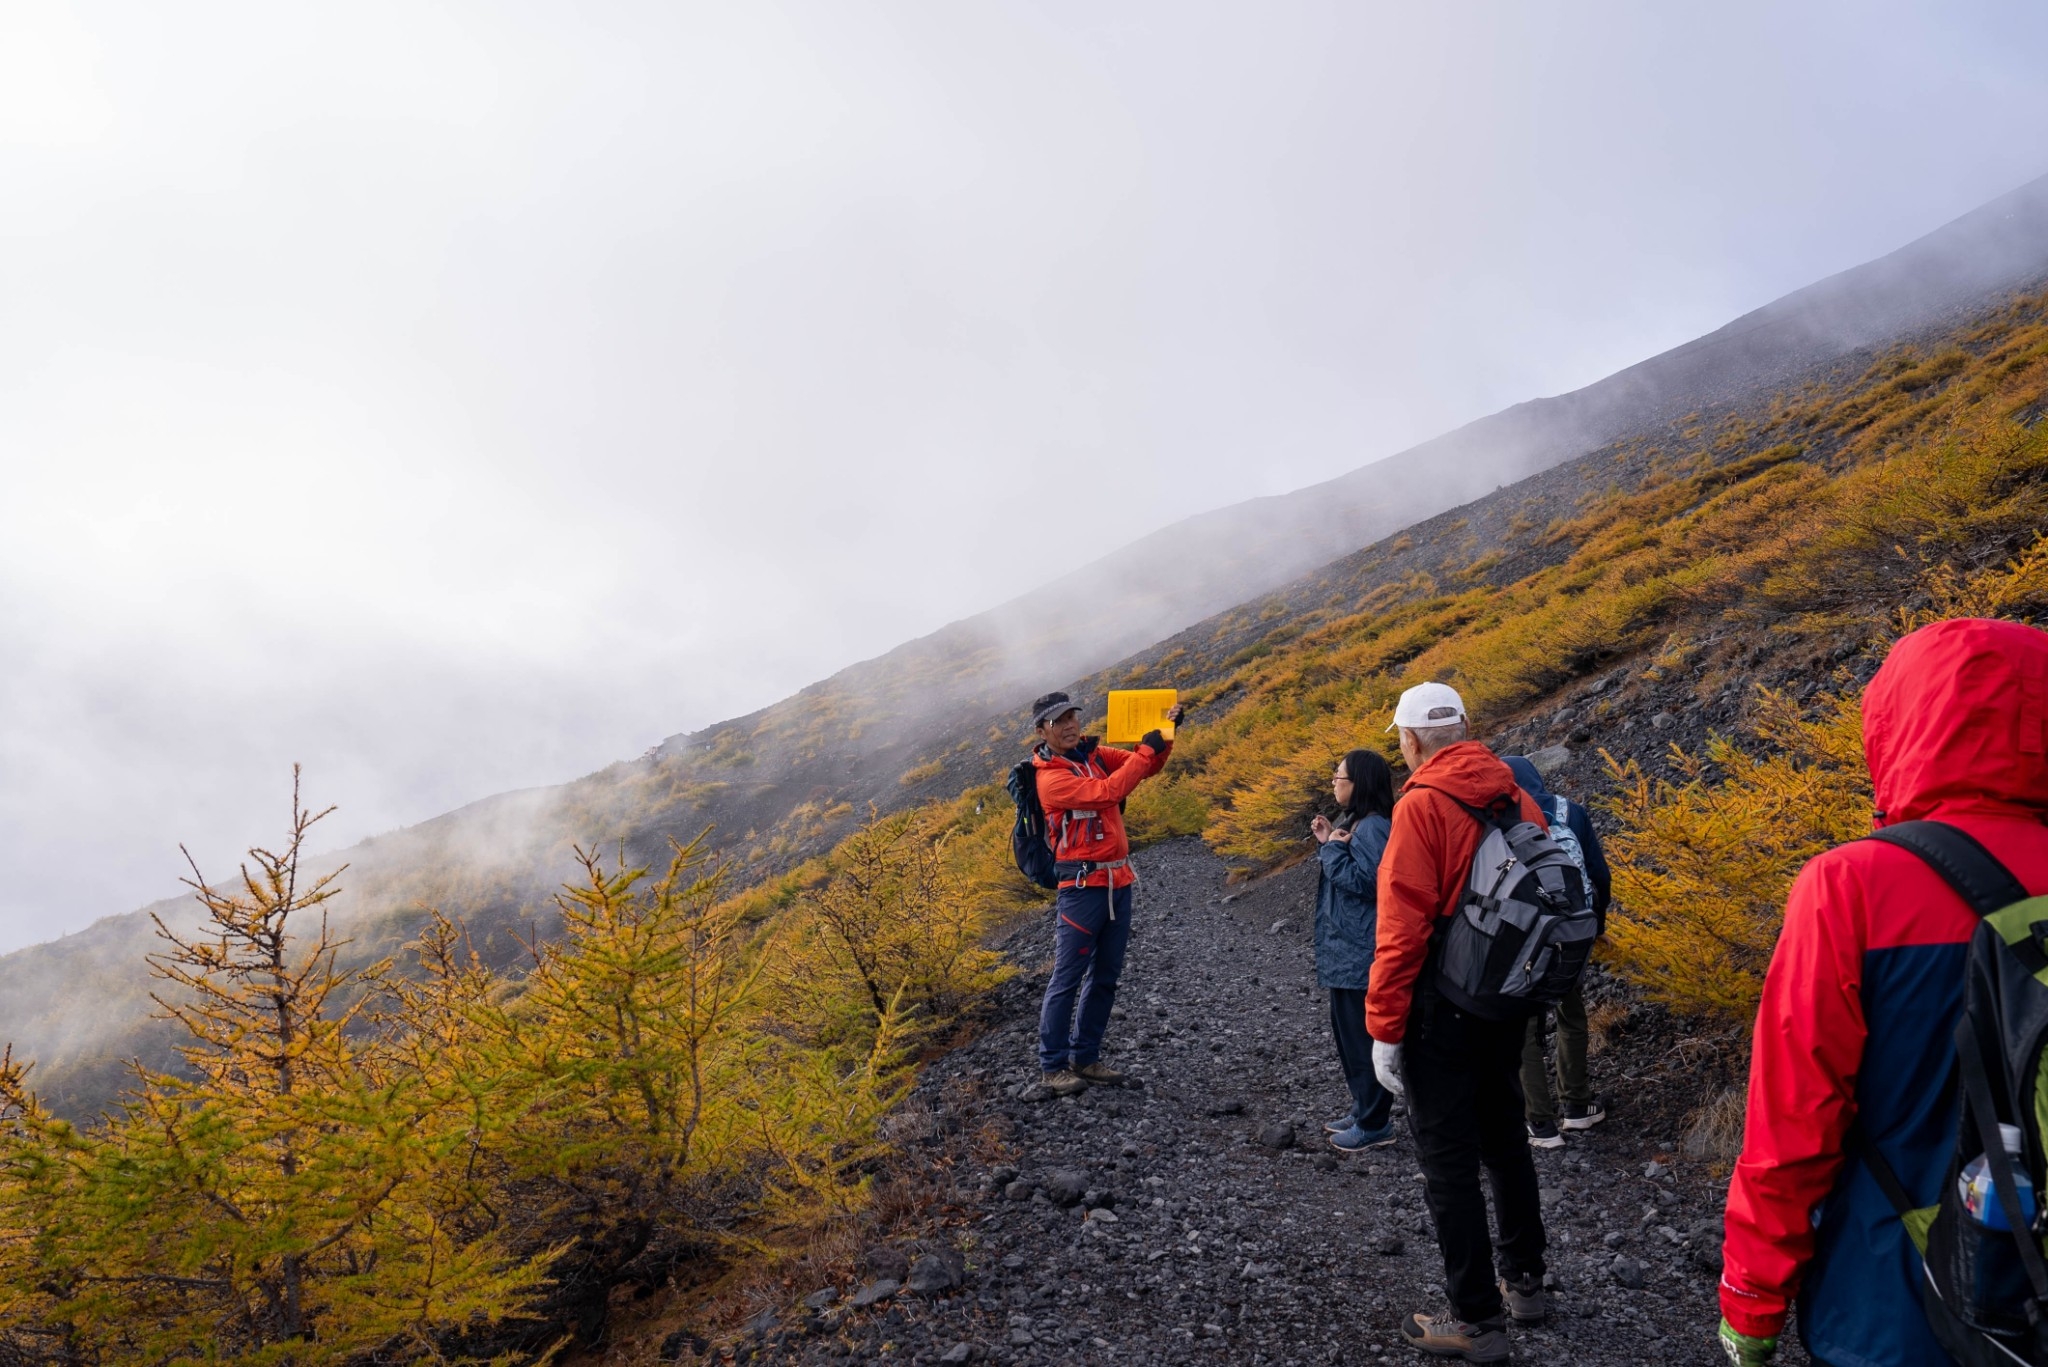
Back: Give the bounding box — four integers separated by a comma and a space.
744, 838, 1809, 1367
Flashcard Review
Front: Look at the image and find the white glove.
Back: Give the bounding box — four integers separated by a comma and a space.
1372, 1040, 1405, 1097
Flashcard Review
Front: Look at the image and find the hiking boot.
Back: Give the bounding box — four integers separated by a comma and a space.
1330, 1120, 1399, 1153
1527, 1120, 1565, 1150
1399, 1311, 1510, 1362
1560, 1099, 1606, 1131
1324, 1110, 1359, 1133
1074, 1061, 1126, 1086
1498, 1272, 1548, 1325
1042, 1069, 1090, 1097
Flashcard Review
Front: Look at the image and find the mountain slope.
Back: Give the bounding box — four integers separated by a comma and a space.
632, 167, 2048, 839
930, 164, 2048, 694
8, 171, 2048, 1118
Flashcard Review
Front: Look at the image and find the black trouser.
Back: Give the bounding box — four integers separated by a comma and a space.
1403, 987, 1546, 1324
1328, 988, 1395, 1131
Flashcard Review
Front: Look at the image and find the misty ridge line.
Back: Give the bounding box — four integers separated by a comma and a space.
3, 167, 2048, 1120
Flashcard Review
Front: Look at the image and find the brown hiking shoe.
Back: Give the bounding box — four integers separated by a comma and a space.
1400, 1311, 1510, 1362
1075, 1061, 1127, 1085
1499, 1272, 1548, 1324
1042, 1069, 1090, 1097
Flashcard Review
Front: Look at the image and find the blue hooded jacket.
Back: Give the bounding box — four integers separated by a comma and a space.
1503, 755, 1612, 932
1313, 811, 1391, 989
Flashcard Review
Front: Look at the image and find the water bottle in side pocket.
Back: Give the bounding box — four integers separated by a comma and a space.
1960, 1124, 2037, 1231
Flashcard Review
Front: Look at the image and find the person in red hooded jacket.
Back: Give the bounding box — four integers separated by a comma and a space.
1718, 617, 2048, 1367
1367, 681, 1551, 1363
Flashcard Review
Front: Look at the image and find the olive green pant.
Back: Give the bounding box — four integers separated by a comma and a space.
1520, 983, 1590, 1127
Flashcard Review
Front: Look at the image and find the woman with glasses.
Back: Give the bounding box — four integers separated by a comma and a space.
1311, 748, 1399, 1151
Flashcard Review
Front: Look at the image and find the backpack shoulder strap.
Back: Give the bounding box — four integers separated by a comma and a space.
1410, 782, 1519, 829
1852, 820, 2048, 1261
1846, 1126, 1930, 1223
1864, 820, 2030, 916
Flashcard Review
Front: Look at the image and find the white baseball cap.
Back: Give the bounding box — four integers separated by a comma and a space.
1387, 681, 1468, 732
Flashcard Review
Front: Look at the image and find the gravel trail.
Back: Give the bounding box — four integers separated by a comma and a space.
740, 837, 1800, 1367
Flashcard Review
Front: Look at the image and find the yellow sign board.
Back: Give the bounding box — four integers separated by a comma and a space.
1104, 689, 1178, 745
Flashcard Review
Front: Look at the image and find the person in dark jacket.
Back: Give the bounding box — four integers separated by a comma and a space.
1312, 748, 1399, 1152
1502, 755, 1613, 1148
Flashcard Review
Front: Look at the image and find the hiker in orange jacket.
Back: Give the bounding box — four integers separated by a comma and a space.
1368, 681, 1551, 1363
1029, 690, 1181, 1097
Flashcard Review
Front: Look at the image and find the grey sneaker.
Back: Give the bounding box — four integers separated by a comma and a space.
1074, 1061, 1127, 1085
1499, 1272, 1548, 1325
1399, 1311, 1510, 1362
1042, 1069, 1089, 1097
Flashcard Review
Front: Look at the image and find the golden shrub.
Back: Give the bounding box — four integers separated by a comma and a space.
1600, 692, 1869, 1025
1124, 776, 1210, 845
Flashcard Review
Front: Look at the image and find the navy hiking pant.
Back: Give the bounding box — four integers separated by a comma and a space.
1037, 882, 1134, 1073
1329, 987, 1395, 1131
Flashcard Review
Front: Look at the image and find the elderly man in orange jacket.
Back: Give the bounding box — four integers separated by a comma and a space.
1369, 681, 1550, 1364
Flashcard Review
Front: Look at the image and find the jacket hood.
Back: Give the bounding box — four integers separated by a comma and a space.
1865, 617, 2048, 826
1032, 736, 1100, 766
1502, 755, 1551, 800
1405, 740, 1522, 807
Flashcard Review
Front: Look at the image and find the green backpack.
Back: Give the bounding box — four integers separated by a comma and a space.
1857, 821, 2048, 1365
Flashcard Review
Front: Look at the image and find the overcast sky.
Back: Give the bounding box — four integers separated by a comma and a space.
3, 1, 2047, 952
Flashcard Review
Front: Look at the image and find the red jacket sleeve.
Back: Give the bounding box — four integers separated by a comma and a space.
1035, 743, 1167, 810
1098, 742, 1168, 777
1368, 794, 1442, 1043
1720, 855, 1868, 1340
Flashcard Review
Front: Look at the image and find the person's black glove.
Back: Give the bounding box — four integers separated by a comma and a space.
1139, 729, 1168, 752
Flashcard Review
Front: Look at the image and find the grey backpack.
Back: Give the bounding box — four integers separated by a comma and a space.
1432, 795, 1597, 1020
1543, 795, 1590, 882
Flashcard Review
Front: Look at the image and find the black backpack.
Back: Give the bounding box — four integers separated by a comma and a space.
1430, 793, 1597, 1020
1853, 821, 2048, 1364
1006, 759, 1060, 890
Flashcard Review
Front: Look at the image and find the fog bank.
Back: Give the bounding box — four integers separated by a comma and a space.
4, 0, 2048, 949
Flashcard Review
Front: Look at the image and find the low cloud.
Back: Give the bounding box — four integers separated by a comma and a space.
4, 0, 2048, 950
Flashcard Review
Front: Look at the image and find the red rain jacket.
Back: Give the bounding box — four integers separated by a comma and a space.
1367, 740, 1547, 1043
1031, 737, 1170, 889
1721, 618, 2048, 1363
